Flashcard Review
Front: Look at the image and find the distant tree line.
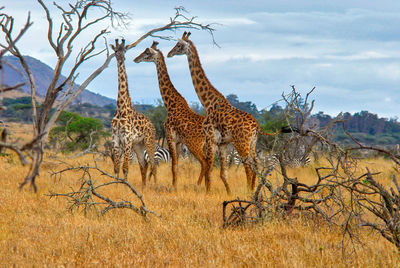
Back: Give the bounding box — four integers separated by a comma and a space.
2, 95, 400, 147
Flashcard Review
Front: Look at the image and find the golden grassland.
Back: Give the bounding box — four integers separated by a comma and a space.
1, 123, 399, 267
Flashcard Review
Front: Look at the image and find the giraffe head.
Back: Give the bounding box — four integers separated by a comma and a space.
167, 32, 192, 58
110, 39, 129, 62
134, 41, 161, 63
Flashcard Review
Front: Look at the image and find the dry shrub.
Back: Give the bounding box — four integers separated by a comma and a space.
222, 87, 400, 255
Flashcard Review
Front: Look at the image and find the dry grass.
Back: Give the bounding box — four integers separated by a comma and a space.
0, 124, 399, 267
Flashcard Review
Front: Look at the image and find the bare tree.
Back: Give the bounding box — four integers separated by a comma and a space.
0, 6, 33, 162
0, 2, 216, 191
223, 86, 400, 253
49, 163, 159, 217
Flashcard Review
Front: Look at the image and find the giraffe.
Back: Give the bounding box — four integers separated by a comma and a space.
110, 39, 157, 187
168, 32, 293, 191
134, 41, 210, 190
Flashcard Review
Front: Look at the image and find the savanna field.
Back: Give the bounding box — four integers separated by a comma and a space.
1, 123, 399, 267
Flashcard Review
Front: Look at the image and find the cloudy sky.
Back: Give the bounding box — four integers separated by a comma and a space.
2, 0, 400, 118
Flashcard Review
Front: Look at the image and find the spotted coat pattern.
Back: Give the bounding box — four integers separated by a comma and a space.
168, 33, 282, 191
134, 42, 210, 189
110, 39, 157, 186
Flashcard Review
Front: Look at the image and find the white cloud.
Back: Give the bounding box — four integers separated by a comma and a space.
2, 0, 400, 117
325, 51, 391, 61
377, 64, 400, 81
208, 17, 256, 26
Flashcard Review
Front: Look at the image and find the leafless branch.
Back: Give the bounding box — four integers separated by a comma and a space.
1, 1, 217, 192
0, 82, 24, 93
49, 164, 160, 217
222, 85, 400, 253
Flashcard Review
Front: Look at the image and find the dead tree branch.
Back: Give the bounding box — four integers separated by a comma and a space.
222, 86, 400, 253
1, 1, 217, 192
49, 164, 160, 217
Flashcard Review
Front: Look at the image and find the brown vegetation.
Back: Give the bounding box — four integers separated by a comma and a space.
0, 126, 399, 267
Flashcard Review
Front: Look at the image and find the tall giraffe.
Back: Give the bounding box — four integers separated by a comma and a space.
110, 39, 157, 186
168, 32, 293, 191
134, 41, 210, 190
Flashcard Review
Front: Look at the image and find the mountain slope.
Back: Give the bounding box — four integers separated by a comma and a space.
1, 55, 115, 107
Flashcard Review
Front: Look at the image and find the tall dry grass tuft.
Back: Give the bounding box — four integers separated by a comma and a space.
0, 127, 399, 266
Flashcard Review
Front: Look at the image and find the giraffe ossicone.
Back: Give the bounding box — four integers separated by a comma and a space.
167, 32, 292, 192
110, 38, 157, 187
134, 41, 210, 190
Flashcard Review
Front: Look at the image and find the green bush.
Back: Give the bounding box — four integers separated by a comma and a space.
49, 111, 110, 153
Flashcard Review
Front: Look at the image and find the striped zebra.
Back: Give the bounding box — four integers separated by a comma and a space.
283, 155, 311, 168
130, 145, 170, 165
227, 149, 241, 167
258, 150, 311, 169
180, 144, 191, 160
258, 153, 280, 174
228, 148, 311, 169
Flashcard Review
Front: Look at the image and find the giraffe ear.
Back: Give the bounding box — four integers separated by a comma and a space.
151, 41, 159, 49
110, 44, 115, 50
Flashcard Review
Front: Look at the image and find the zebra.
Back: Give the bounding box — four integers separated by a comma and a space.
145, 146, 170, 165
258, 153, 280, 174
179, 144, 191, 160
130, 145, 170, 165
283, 155, 311, 168
258, 150, 311, 169
227, 149, 241, 167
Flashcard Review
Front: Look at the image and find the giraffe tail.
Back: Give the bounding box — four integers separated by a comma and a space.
257, 125, 299, 136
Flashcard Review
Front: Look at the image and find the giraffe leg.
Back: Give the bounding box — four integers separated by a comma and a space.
165, 126, 178, 189
218, 143, 231, 195
111, 147, 120, 177
183, 139, 208, 186
249, 133, 259, 190
111, 135, 121, 177
122, 143, 133, 180
144, 137, 157, 184
234, 139, 254, 190
191, 147, 208, 186
133, 143, 148, 187
203, 124, 217, 193
176, 142, 182, 160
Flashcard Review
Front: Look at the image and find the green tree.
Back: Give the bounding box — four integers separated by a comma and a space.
258, 105, 288, 150
226, 94, 260, 119
49, 111, 109, 152
145, 99, 167, 145
190, 102, 206, 116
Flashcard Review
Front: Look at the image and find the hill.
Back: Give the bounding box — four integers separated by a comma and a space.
1, 55, 115, 107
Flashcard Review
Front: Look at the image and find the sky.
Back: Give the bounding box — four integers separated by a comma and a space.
2, 0, 400, 118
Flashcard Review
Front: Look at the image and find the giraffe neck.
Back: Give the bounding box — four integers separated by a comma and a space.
155, 54, 189, 111
187, 41, 229, 114
116, 59, 133, 112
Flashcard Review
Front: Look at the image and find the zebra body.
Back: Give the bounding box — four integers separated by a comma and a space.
130, 145, 171, 165
227, 149, 241, 167
228, 148, 310, 169
145, 147, 170, 165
